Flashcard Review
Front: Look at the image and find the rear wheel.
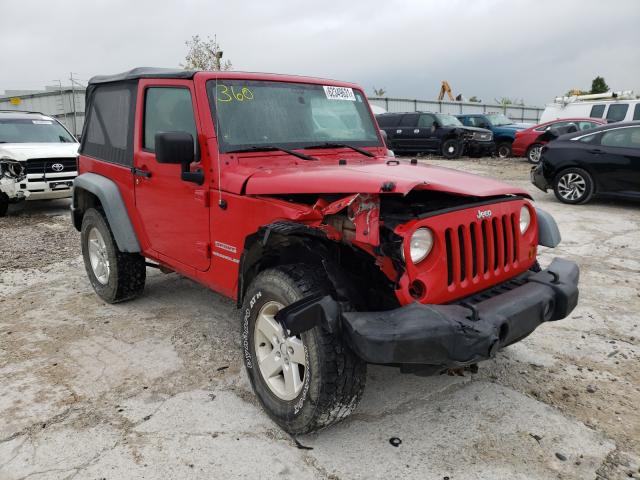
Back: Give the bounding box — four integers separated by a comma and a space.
496, 142, 512, 158
81, 208, 146, 303
0, 193, 8, 217
241, 264, 366, 434
553, 168, 594, 204
526, 143, 544, 164
441, 138, 461, 159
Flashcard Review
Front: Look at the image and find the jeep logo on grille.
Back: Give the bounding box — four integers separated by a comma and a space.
51, 163, 64, 172
477, 209, 492, 220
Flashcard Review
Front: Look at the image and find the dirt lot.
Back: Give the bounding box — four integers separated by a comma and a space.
1, 157, 639, 479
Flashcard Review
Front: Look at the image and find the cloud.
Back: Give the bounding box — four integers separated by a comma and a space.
1, 0, 638, 105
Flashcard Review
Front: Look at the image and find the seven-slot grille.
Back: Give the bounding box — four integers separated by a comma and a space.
444, 213, 519, 287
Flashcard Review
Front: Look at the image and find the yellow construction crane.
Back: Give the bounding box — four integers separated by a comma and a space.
438, 81, 455, 101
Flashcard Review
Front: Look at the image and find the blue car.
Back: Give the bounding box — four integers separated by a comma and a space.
457, 113, 531, 158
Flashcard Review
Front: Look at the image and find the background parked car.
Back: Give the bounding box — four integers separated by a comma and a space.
0, 111, 78, 216
376, 111, 493, 158
457, 113, 531, 158
531, 121, 640, 204
513, 118, 606, 163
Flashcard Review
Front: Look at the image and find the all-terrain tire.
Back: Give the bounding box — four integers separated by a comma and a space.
553, 167, 594, 205
241, 264, 366, 434
496, 141, 512, 158
0, 193, 8, 217
81, 208, 146, 303
441, 138, 461, 159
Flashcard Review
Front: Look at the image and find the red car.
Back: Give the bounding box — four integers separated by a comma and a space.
513, 118, 605, 163
71, 68, 579, 434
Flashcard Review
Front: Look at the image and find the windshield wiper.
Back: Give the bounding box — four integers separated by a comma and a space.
304, 143, 375, 158
226, 145, 318, 161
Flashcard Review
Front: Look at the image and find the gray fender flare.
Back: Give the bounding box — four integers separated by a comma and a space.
535, 207, 561, 248
73, 173, 140, 252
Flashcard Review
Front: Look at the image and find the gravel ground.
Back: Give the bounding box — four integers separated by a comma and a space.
0, 157, 639, 479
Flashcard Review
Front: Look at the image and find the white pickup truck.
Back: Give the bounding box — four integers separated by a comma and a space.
0, 111, 79, 216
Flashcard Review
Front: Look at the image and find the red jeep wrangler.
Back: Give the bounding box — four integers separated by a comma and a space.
71, 68, 579, 434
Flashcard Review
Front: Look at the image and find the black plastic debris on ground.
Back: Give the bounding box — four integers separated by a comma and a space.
389, 437, 402, 447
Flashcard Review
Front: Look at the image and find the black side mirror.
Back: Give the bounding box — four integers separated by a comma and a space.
155, 131, 203, 185
479, 123, 488, 129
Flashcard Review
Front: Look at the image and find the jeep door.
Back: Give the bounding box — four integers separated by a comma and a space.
133, 80, 211, 271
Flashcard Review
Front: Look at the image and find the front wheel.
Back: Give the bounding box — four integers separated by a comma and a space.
496, 142, 512, 158
441, 138, 461, 159
526, 143, 544, 164
81, 208, 146, 303
241, 264, 366, 434
553, 168, 594, 204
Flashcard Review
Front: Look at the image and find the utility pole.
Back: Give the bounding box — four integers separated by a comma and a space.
69, 73, 78, 135
53, 79, 68, 127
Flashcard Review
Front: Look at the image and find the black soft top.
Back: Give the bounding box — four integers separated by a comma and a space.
88, 67, 196, 85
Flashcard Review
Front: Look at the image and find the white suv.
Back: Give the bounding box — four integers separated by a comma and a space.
0, 111, 79, 216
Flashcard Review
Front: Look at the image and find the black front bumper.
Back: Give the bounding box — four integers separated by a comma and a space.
341, 258, 578, 366
278, 258, 579, 369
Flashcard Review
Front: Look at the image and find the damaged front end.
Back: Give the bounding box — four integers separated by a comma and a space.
268, 186, 579, 372
0, 158, 28, 202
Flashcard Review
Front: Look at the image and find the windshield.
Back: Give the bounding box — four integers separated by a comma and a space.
485, 114, 514, 126
436, 114, 463, 127
0, 118, 76, 143
207, 80, 381, 152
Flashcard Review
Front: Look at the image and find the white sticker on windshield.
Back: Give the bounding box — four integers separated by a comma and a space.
32, 120, 53, 125
323, 86, 356, 101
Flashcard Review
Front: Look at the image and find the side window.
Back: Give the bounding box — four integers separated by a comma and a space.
606, 104, 629, 123
144, 87, 197, 152
590, 104, 605, 118
634, 104, 640, 121
577, 121, 599, 131
417, 114, 436, 128
399, 114, 418, 127
376, 115, 399, 128
601, 127, 640, 148
577, 133, 600, 144
81, 83, 136, 165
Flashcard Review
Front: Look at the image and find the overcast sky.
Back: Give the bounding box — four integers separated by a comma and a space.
1, 0, 638, 106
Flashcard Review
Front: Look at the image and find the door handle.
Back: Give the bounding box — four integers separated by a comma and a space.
588, 149, 603, 154
131, 167, 152, 178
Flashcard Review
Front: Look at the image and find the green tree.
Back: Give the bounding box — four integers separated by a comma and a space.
372, 87, 387, 97
468, 96, 481, 103
182, 35, 232, 71
590, 76, 609, 94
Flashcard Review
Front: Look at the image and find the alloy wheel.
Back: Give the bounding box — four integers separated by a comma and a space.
254, 301, 307, 401
528, 145, 542, 163
557, 172, 586, 201
87, 227, 110, 285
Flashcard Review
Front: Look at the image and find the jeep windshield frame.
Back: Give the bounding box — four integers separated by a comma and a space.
206, 79, 382, 154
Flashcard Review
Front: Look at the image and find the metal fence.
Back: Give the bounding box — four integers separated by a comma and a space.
368, 97, 544, 123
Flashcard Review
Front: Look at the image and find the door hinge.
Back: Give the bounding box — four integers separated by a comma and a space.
195, 189, 209, 207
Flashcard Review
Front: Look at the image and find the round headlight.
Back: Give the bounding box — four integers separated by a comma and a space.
407, 228, 434, 264
519, 206, 531, 233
